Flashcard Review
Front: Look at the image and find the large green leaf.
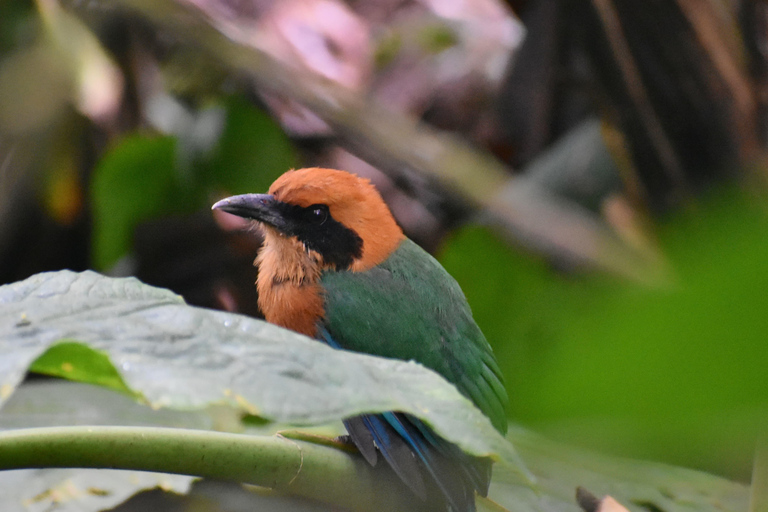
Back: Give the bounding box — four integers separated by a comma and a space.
0, 270, 516, 466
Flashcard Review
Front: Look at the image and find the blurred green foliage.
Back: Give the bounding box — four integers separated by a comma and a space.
0, 1, 33, 52
91, 95, 296, 269
417, 23, 458, 54
91, 134, 178, 269
200, 96, 298, 194
440, 188, 768, 479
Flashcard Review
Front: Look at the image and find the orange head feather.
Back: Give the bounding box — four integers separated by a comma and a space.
268, 167, 404, 271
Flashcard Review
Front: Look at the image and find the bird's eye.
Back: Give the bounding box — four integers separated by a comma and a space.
308, 205, 328, 225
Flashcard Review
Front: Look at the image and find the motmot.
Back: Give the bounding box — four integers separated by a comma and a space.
213, 167, 508, 511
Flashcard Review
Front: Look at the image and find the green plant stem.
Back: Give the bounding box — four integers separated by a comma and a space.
0, 426, 424, 512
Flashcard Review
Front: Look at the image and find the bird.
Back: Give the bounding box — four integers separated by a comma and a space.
212, 167, 508, 511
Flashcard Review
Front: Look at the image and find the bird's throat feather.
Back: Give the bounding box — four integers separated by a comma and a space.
256, 229, 325, 337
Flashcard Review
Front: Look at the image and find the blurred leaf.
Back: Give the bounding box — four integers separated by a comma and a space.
37, 0, 123, 125
0, 467, 192, 512
0, 380, 216, 430
90, 134, 179, 269
418, 23, 458, 54
42, 147, 83, 226
440, 190, 768, 477
0, 383, 199, 511
373, 32, 402, 69
0, 42, 71, 134
91, 96, 296, 270
518, 118, 622, 213
0, 270, 519, 466
0, 1, 35, 52
491, 427, 748, 512
199, 95, 298, 194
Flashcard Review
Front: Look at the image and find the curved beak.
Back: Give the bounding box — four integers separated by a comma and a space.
212, 194, 287, 230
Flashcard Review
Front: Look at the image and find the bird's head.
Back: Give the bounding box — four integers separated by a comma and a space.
212, 168, 404, 272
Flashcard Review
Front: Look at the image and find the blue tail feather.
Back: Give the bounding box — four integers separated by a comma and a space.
319, 326, 488, 511
381, 412, 479, 511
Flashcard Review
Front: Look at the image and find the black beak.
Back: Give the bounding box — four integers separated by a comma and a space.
212, 194, 287, 230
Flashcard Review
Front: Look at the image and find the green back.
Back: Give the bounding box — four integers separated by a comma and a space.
320, 238, 508, 434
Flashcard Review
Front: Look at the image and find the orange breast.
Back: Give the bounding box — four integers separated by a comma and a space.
257, 279, 324, 338
256, 229, 325, 338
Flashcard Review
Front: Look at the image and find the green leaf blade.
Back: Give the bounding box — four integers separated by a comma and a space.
0, 270, 521, 470
29, 341, 133, 395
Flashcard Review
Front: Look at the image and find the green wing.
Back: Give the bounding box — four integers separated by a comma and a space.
320, 238, 508, 434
